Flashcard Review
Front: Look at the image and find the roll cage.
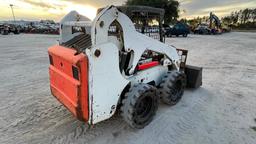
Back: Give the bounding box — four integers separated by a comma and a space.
98, 6, 165, 42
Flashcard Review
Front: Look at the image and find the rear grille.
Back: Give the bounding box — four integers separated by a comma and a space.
61, 34, 92, 53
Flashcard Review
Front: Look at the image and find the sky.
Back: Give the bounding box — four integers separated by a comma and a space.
0, 0, 256, 21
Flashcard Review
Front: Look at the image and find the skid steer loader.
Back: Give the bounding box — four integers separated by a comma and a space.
48, 6, 201, 129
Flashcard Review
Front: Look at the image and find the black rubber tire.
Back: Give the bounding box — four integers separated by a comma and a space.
166, 34, 172, 37
121, 84, 158, 129
183, 34, 188, 37
159, 70, 186, 106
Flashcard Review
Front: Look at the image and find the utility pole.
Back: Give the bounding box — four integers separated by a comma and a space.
10, 4, 16, 24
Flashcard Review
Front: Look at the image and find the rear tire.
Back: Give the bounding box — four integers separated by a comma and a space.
121, 84, 158, 129
159, 70, 186, 105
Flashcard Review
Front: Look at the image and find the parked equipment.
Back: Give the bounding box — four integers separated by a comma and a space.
0, 25, 9, 35
9, 25, 20, 34
48, 6, 202, 129
0, 24, 20, 35
165, 22, 190, 37
194, 23, 211, 35
209, 12, 222, 34
194, 12, 229, 35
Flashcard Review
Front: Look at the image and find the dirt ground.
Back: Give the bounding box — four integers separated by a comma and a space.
0, 32, 256, 144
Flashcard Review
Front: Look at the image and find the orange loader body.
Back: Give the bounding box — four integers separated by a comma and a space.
48, 45, 89, 122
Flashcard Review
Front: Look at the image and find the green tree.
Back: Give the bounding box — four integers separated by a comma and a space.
222, 16, 232, 25
252, 8, 256, 22
230, 11, 239, 24
126, 0, 180, 24
239, 8, 253, 24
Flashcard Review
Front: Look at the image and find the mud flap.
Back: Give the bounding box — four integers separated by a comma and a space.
185, 65, 202, 88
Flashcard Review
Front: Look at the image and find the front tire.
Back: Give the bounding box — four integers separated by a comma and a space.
159, 71, 186, 105
121, 84, 158, 129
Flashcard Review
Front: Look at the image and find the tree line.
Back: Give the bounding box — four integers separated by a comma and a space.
222, 8, 256, 29
181, 8, 256, 30
222, 8, 256, 24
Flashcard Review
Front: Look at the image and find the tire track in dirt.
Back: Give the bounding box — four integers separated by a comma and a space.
138, 88, 214, 144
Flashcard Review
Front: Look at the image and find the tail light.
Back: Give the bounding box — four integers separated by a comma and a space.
49, 55, 53, 65
72, 66, 79, 80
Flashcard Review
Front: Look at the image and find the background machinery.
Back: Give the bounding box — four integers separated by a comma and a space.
48, 6, 202, 128
194, 12, 230, 35
0, 24, 20, 35
209, 12, 222, 34
165, 22, 190, 37
0, 24, 9, 35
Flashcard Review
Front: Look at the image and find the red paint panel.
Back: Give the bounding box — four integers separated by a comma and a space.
48, 45, 89, 122
138, 61, 159, 71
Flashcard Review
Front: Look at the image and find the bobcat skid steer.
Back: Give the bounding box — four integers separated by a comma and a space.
48, 6, 201, 129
